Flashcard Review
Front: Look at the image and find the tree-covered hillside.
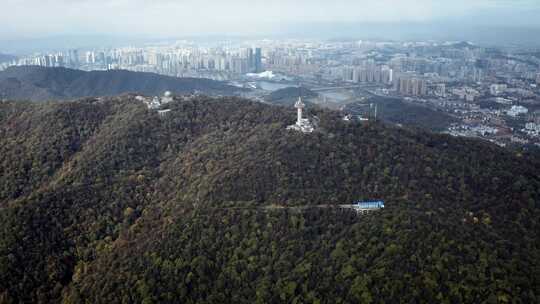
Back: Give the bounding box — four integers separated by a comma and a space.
0, 95, 538, 303
0, 66, 241, 101
344, 97, 458, 131
265, 87, 318, 107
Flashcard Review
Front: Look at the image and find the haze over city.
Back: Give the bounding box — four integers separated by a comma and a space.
2, 0, 540, 52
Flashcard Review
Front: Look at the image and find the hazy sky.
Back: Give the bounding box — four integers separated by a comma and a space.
1, 0, 540, 39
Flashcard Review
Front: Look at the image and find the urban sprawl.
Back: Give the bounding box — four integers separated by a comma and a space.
3, 39, 540, 147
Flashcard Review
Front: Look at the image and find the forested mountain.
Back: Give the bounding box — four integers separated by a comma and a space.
0, 95, 539, 303
265, 86, 318, 106
0, 66, 241, 101
344, 96, 458, 131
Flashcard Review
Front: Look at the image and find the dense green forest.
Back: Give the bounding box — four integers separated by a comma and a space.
0, 95, 539, 303
345, 97, 458, 131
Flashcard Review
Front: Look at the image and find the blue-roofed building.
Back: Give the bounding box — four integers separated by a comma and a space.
352, 201, 385, 213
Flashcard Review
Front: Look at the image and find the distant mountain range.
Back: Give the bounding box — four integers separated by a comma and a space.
0, 66, 242, 101
0, 53, 17, 63
448, 41, 477, 49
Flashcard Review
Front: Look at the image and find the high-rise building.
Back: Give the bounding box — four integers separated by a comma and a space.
381, 66, 393, 84
435, 83, 446, 97
68, 49, 79, 67
97, 52, 106, 64
473, 68, 483, 83
54, 54, 64, 67
232, 57, 249, 74
247, 48, 254, 72
536, 73, 540, 85
86, 51, 95, 64
254, 48, 262, 73
351, 66, 391, 84
394, 75, 427, 96
342, 67, 354, 82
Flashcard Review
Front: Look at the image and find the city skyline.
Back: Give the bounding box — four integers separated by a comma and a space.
2, 36, 540, 146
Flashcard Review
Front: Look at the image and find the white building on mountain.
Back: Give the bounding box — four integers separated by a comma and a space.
287, 97, 314, 133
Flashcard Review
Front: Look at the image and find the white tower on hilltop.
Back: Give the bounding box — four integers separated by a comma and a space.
295, 97, 305, 125
287, 96, 314, 133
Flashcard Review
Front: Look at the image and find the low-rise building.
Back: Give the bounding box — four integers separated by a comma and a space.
507, 105, 528, 117
490, 84, 507, 96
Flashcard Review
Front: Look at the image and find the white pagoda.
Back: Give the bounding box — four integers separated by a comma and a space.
287, 97, 314, 133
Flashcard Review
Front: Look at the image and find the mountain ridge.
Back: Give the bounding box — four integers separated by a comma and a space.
0, 66, 242, 101
0, 95, 538, 303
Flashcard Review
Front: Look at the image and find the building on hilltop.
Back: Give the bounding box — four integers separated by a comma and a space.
162, 91, 173, 103
140, 91, 175, 110
158, 109, 172, 117
287, 97, 314, 133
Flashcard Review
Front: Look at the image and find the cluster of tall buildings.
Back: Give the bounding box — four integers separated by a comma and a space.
85, 47, 264, 75
434, 83, 446, 97
2, 40, 539, 105
389, 56, 485, 83
341, 65, 393, 84
12, 50, 80, 68
393, 74, 428, 96
2, 46, 264, 78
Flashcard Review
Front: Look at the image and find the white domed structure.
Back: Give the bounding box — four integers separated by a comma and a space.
162, 91, 173, 104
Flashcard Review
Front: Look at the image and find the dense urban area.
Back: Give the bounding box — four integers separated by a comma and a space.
2, 39, 540, 147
